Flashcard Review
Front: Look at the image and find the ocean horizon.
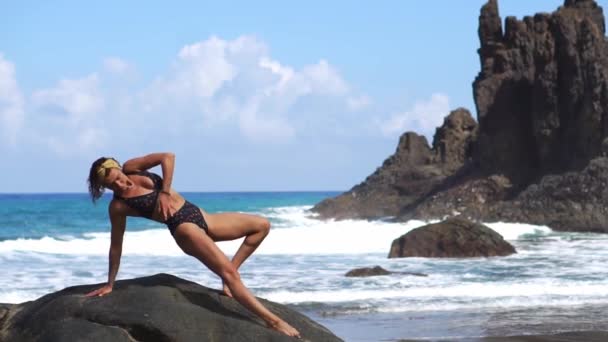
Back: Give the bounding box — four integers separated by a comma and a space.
3, 191, 608, 341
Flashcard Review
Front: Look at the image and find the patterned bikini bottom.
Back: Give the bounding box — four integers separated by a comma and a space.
165, 200, 209, 235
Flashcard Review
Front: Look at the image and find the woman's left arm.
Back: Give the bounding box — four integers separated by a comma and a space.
123, 152, 176, 219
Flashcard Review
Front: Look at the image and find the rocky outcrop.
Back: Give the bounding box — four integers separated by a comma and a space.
0, 304, 12, 328
474, 0, 608, 185
344, 266, 427, 277
494, 157, 608, 232
388, 217, 516, 258
0, 274, 342, 342
313, 108, 477, 220
404, 159, 608, 233
311, 0, 608, 232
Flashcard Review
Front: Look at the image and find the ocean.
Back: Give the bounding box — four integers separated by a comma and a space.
2, 192, 608, 341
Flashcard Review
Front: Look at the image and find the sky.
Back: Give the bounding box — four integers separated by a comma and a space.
1, 0, 603, 192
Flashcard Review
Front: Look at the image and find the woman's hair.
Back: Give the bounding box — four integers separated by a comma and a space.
87, 157, 120, 203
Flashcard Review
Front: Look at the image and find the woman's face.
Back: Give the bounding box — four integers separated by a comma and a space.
103, 168, 131, 192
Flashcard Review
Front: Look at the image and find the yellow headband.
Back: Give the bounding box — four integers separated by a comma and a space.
96, 159, 121, 181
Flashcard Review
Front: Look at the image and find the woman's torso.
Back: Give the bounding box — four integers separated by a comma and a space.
114, 171, 186, 223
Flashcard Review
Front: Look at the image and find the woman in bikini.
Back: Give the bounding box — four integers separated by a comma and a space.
84, 152, 300, 338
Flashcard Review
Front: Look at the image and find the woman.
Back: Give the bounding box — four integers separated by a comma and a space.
85, 152, 300, 338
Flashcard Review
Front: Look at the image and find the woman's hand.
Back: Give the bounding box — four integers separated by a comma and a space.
158, 191, 175, 220
85, 284, 113, 297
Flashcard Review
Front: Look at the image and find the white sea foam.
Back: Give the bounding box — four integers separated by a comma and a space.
265, 280, 608, 304
263, 278, 608, 314
0, 291, 40, 304
0, 207, 553, 256
363, 296, 608, 313
484, 222, 552, 240
0, 230, 183, 256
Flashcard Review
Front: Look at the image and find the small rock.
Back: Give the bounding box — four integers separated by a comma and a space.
345, 266, 391, 277
345, 266, 428, 278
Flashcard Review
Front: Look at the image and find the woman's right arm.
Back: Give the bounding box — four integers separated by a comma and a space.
85, 201, 126, 297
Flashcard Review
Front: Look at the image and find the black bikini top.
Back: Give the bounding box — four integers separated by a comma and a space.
114, 171, 163, 219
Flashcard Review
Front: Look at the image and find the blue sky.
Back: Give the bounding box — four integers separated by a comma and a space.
1, 0, 601, 192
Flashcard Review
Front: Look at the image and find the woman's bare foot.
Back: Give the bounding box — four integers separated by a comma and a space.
268, 319, 301, 338
222, 281, 233, 298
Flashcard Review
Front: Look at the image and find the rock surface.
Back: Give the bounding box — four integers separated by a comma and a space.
312, 0, 608, 232
409, 157, 608, 232
0, 274, 342, 342
0, 304, 12, 328
345, 266, 392, 277
474, 0, 608, 186
313, 108, 477, 220
494, 157, 608, 231
344, 266, 428, 277
388, 217, 516, 258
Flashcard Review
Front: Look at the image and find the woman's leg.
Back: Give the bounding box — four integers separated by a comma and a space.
173, 223, 300, 338
203, 211, 271, 296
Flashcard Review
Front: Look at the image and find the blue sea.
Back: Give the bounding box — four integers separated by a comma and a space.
2, 192, 608, 341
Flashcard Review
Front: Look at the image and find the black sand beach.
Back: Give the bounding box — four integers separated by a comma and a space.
307, 304, 608, 341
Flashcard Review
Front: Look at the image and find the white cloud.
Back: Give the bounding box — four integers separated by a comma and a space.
380, 93, 450, 140
0, 54, 24, 145
173, 36, 240, 99
300, 60, 349, 95
30, 74, 107, 155
347, 95, 371, 111
239, 95, 295, 142
24, 121, 109, 157
103, 57, 130, 74
32, 73, 104, 120
141, 35, 365, 142
9, 35, 371, 157
258, 58, 349, 99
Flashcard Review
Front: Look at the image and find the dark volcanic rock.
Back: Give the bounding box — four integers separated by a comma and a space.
0, 274, 342, 342
345, 266, 392, 277
495, 157, 608, 232
474, 0, 608, 185
0, 304, 12, 328
344, 266, 428, 277
388, 217, 516, 258
404, 174, 514, 221
311, 1, 608, 233
412, 157, 608, 232
312, 108, 477, 220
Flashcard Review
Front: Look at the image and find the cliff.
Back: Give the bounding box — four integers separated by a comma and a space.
312, 0, 608, 232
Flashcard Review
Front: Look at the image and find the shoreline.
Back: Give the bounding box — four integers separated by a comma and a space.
305, 303, 608, 342
397, 331, 608, 341
478, 331, 608, 342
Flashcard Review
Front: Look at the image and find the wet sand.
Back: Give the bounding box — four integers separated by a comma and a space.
305, 305, 608, 342
398, 331, 608, 341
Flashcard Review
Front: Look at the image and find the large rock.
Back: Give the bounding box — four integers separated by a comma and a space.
409, 158, 608, 233
312, 108, 477, 220
0, 304, 12, 327
495, 157, 608, 232
0, 274, 342, 342
402, 174, 514, 222
474, 0, 608, 185
388, 217, 516, 258
311, 1, 608, 233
